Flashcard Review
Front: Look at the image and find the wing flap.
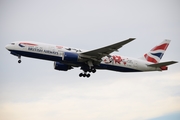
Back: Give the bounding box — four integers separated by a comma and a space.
147, 61, 178, 67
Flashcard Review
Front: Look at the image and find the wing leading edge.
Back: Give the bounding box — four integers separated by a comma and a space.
81, 38, 135, 59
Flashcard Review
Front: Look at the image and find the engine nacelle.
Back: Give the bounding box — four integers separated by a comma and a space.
63, 52, 78, 62
54, 62, 72, 71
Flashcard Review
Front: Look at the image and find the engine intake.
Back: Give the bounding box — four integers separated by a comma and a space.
54, 62, 72, 71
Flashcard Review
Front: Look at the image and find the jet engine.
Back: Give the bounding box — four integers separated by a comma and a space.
54, 62, 72, 71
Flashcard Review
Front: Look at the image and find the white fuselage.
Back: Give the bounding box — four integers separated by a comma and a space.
5, 41, 161, 72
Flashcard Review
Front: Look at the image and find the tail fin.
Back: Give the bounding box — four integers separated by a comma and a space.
140, 40, 170, 63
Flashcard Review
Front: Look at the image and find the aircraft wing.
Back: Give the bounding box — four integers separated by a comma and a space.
81, 38, 135, 60
147, 61, 178, 67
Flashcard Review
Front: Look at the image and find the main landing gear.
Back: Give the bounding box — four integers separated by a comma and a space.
79, 67, 96, 78
79, 72, 91, 78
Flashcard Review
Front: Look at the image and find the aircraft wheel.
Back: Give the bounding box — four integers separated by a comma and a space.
79, 73, 83, 77
79, 73, 91, 78
18, 60, 21, 63
86, 74, 90, 78
91, 68, 96, 73
83, 74, 86, 77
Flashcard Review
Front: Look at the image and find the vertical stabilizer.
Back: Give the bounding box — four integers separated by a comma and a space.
140, 40, 171, 63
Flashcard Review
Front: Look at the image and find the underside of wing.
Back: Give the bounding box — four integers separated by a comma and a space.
80, 38, 135, 60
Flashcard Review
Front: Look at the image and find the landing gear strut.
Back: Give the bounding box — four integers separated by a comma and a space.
91, 68, 96, 73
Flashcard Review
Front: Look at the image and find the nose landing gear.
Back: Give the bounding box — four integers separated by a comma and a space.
18, 55, 21, 63
18, 60, 21, 63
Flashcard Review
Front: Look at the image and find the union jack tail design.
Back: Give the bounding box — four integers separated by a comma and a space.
140, 40, 171, 63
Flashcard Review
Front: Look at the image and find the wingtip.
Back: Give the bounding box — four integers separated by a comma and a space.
129, 38, 136, 40
173, 61, 178, 63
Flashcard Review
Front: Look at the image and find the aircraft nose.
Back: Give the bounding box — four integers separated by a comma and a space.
5, 44, 10, 50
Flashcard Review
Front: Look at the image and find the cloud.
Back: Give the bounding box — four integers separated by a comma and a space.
150, 111, 180, 120
0, 72, 180, 120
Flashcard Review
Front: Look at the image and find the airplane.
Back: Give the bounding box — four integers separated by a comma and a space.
5, 38, 178, 78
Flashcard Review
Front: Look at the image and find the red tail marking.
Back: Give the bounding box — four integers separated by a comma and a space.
144, 54, 158, 63
151, 43, 169, 51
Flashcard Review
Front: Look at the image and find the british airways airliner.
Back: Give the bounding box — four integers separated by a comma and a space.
5, 38, 177, 77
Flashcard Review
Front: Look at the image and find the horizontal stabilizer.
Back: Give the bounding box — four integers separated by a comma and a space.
147, 61, 178, 67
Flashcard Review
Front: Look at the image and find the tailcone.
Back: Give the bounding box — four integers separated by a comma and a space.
160, 66, 168, 71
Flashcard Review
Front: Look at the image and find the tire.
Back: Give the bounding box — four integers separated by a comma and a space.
18, 60, 21, 63
79, 73, 83, 77
87, 74, 90, 78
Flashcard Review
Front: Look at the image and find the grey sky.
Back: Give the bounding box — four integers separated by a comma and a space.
0, 0, 180, 120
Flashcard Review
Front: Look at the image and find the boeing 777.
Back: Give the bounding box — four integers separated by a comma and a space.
5, 38, 177, 77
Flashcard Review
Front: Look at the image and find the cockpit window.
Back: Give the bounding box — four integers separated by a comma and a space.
11, 43, 15, 45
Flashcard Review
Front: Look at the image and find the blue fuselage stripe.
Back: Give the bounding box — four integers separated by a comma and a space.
9, 50, 141, 72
